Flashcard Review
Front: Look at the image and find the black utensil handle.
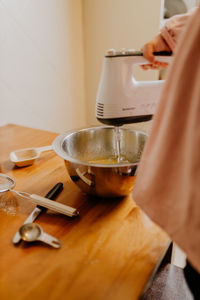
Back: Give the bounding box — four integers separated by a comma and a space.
105, 50, 172, 58
37, 182, 63, 211
45, 182, 63, 199
153, 51, 172, 56
128, 50, 172, 56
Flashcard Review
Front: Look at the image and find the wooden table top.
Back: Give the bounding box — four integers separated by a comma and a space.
0, 124, 170, 300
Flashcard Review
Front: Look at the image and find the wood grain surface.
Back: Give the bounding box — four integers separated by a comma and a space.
0, 124, 170, 300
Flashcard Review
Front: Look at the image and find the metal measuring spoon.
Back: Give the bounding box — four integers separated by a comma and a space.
19, 223, 61, 248
12, 182, 63, 245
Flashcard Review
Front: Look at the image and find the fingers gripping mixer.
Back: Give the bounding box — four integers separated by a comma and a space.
96, 49, 172, 125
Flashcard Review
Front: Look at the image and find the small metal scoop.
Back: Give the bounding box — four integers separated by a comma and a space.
10, 145, 53, 167
19, 223, 61, 248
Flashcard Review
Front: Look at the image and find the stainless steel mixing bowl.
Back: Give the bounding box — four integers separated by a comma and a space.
53, 126, 147, 198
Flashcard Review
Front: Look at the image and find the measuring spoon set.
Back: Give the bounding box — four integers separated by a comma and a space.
0, 174, 79, 249
13, 182, 64, 249
4, 145, 79, 248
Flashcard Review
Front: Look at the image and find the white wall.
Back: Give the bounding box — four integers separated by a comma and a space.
184, 0, 199, 9
1, 0, 163, 132
0, 0, 86, 132
83, 0, 163, 125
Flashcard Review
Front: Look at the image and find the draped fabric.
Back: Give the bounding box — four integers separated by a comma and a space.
160, 9, 196, 50
133, 7, 200, 272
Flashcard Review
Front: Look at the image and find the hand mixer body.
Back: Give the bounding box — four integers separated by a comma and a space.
96, 51, 172, 125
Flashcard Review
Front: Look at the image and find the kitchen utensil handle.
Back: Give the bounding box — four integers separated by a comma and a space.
38, 232, 62, 249
30, 194, 78, 217
37, 182, 63, 211
106, 50, 173, 64
75, 168, 93, 186
153, 51, 172, 56
136, 54, 172, 65
12, 183, 63, 244
37, 145, 53, 153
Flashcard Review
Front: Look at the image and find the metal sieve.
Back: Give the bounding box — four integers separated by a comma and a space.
0, 173, 78, 217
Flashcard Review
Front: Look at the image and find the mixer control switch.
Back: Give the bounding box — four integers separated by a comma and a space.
105, 49, 116, 56
127, 49, 136, 54
121, 48, 126, 54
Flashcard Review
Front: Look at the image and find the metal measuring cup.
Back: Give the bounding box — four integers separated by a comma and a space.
19, 223, 61, 248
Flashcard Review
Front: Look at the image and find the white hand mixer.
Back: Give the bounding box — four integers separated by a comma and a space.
96, 49, 173, 125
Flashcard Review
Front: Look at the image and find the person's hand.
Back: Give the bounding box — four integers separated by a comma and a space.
141, 34, 171, 70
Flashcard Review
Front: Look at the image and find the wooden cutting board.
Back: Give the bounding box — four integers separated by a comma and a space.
0, 124, 170, 300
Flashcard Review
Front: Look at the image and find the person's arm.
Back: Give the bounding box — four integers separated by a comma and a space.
142, 9, 197, 69
160, 10, 195, 51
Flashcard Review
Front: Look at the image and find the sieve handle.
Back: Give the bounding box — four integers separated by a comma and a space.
14, 191, 79, 217
30, 194, 78, 217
